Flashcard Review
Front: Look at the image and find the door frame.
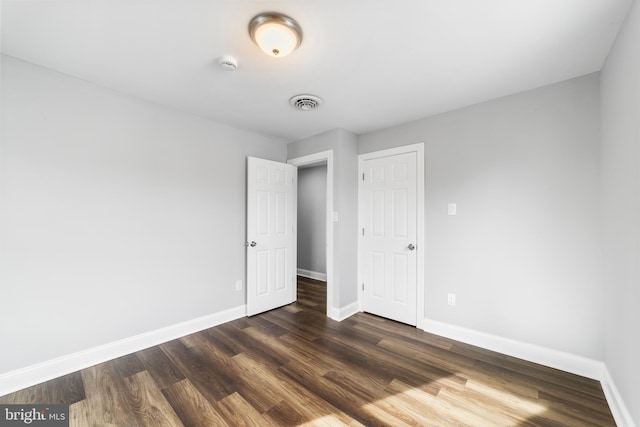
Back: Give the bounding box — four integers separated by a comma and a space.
287, 150, 337, 320
357, 143, 425, 328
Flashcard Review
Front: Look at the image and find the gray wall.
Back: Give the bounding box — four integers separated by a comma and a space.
287, 129, 359, 308
601, 0, 640, 424
297, 165, 327, 275
359, 73, 603, 360
0, 55, 288, 374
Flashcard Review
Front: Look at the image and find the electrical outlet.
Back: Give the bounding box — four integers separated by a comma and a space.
235, 279, 243, 291
447, 293, 456, 306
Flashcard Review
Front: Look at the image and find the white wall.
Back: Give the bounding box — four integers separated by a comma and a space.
359, 74, 603, 359
337, 131, 359, 305
601, 0, 640, 424
287, 129, 359, 308
297, 165, 327, 276
0, 55, 287, 374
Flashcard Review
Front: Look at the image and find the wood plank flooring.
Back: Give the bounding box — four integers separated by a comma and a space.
0, 276, 616, 426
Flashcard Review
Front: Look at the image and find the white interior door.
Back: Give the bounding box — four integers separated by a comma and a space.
361, 151, 418, 325
246, 157, 297, 316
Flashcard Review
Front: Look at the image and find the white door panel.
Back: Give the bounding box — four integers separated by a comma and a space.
247, 157, 296, 316
362, 152, 417, 325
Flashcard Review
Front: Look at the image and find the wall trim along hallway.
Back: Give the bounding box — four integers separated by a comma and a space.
297, 268, 327, 282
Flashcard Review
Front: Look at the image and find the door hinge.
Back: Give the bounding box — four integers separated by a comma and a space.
362, 173, 365, 181
362, 283, 365, 291
362, 228, 365, 236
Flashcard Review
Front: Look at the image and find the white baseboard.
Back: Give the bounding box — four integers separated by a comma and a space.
297, 268, 327, 282
422, 318, 638, 427
601, 367, 638, 427
336, 302, 360, 322
0, 305, 247, 397
327, 307, 340, 321
2, 309, 635, 427
421, 318, 604, 380
327, 302, 359, 322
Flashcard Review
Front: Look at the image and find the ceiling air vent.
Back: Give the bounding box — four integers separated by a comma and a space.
289, 94, 323, 111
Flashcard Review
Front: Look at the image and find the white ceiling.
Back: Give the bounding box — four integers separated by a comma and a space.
1, 0, 633, 141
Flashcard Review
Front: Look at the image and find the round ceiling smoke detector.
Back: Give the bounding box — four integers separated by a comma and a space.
218, 55, 238, 71
289, 94, 323, 111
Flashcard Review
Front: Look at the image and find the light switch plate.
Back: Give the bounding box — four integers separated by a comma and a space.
448, 293, 456, 306
448, 203, 457, 216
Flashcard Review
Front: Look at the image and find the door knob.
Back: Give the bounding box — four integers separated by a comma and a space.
247, 241, 257, 247
408, 244, 415, 251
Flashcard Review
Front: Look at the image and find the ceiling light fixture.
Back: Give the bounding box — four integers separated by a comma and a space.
249, 13, 302, 58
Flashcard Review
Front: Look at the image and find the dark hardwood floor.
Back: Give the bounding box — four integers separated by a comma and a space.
1, 276, 615, 426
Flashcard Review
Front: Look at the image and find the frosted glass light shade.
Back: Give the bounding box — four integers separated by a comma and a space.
249, 13, 302, 58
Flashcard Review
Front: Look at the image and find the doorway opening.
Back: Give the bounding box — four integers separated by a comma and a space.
288, 150, 336, 319
297, 163, 328, 282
